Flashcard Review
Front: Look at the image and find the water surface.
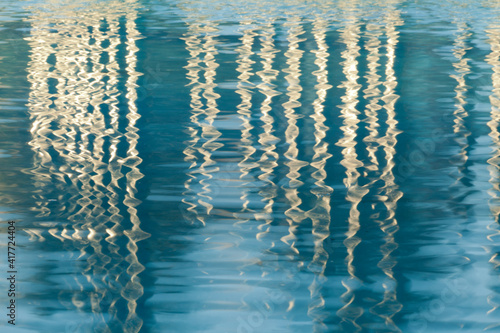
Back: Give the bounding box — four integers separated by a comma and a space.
1, 0, 500, 332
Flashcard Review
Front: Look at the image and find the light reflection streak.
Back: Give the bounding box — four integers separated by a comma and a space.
235, 20, 258, 217
369, 8, 403, 331
264, 16, 311, 317
251, 22, 290, 317
19, 1, 500, 332
25, 1, 148, 332
485, 24, 500, 322
362, 22, 383, 171
449, 21, 472, 193
181, 19, 222, 227
179, 9, 260, 327
280, 16, 307, 263
335, 8, 365, 332
306, 14, 333, 332
255, 20, 280, 247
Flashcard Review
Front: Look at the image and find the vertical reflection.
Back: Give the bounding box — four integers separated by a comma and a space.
122, 9, 150, 329
362, 22, 383, 171
306, 14, 333, 332
255, 20, 279, 246
181, 19, 221, 226
335, 8, 365, 331
449, 22, 472, 193
485, 24, 500, 322
235, 20, 257, 215
252, 21, 287, 307
281, 16, 307, 281
25, 1, 149, 332
369, 8, 403, 331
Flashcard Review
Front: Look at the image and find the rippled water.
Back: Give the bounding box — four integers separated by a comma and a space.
1, 0, 500, 332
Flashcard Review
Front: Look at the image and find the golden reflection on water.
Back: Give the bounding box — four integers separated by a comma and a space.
181, 19, 221, 226
335, 8, 365, 331
450, 21, 472, 191
255, 20, 279, 246
335, 3, 404, 330
11, 0, 500, 331
369, 8, 403, 331
486, 24, 500, 323
281, 16, 307, 261
25, 1, 148, 331
251, 20, 289, 312
306, 14, 333, 332
278, 17, 309, 317
174, 2, 408, 330
235, 20, 258, 217
363, 22, 383, 170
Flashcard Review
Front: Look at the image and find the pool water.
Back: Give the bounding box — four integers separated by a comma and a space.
1, 0, 500, 332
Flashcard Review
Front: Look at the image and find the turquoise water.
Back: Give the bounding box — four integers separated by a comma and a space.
1, 0, 500, 332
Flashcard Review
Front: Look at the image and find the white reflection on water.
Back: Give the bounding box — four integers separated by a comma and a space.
235, 20, 258, 217
24, 1, 149, 331
335, 2, 404, 331
335, 6, 365, 331
450, 21, 472, 180
281, 14, 307, 280
486, 23, 500, 329
181, 18, 222, 227
175, 1, 411, 331
306, 13, 333, 332
369, 6, 403, 330
254, 19, 279, 248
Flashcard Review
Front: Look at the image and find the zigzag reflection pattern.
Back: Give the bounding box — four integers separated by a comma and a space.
486, 24, 500, 326
7, 0, 500, 332
181, 19, 222, 227
25, 1, 149, 332
178, 1, 405, 331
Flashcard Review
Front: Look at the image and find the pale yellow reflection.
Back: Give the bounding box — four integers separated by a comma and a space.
235, 21, 258, 216
273, 16, 310, 316
369, 8, 403, 331
181, 19, 222, 226
306, 14, 333, 332
335, 8, 365, 331
255, 20, 280, 247
450, 21, 472, 187
25, 1, 148, 332
362, 22, 383, 170
251, 22, 288, 311
485, 24, 500, 321
281, 16, 308, 260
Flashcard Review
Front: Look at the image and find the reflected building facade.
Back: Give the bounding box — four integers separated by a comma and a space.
11, 0, 500, 332
486, 23, 500, 327
175, 0, 406, 331
24, 1, 149, 332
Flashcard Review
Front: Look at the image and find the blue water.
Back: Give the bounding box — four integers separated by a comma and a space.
1, 0, 500, 332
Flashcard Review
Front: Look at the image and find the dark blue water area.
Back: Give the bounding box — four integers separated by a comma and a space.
1, 0, 500, 332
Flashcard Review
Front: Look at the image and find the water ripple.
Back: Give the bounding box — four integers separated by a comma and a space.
24, 1, 149, 331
